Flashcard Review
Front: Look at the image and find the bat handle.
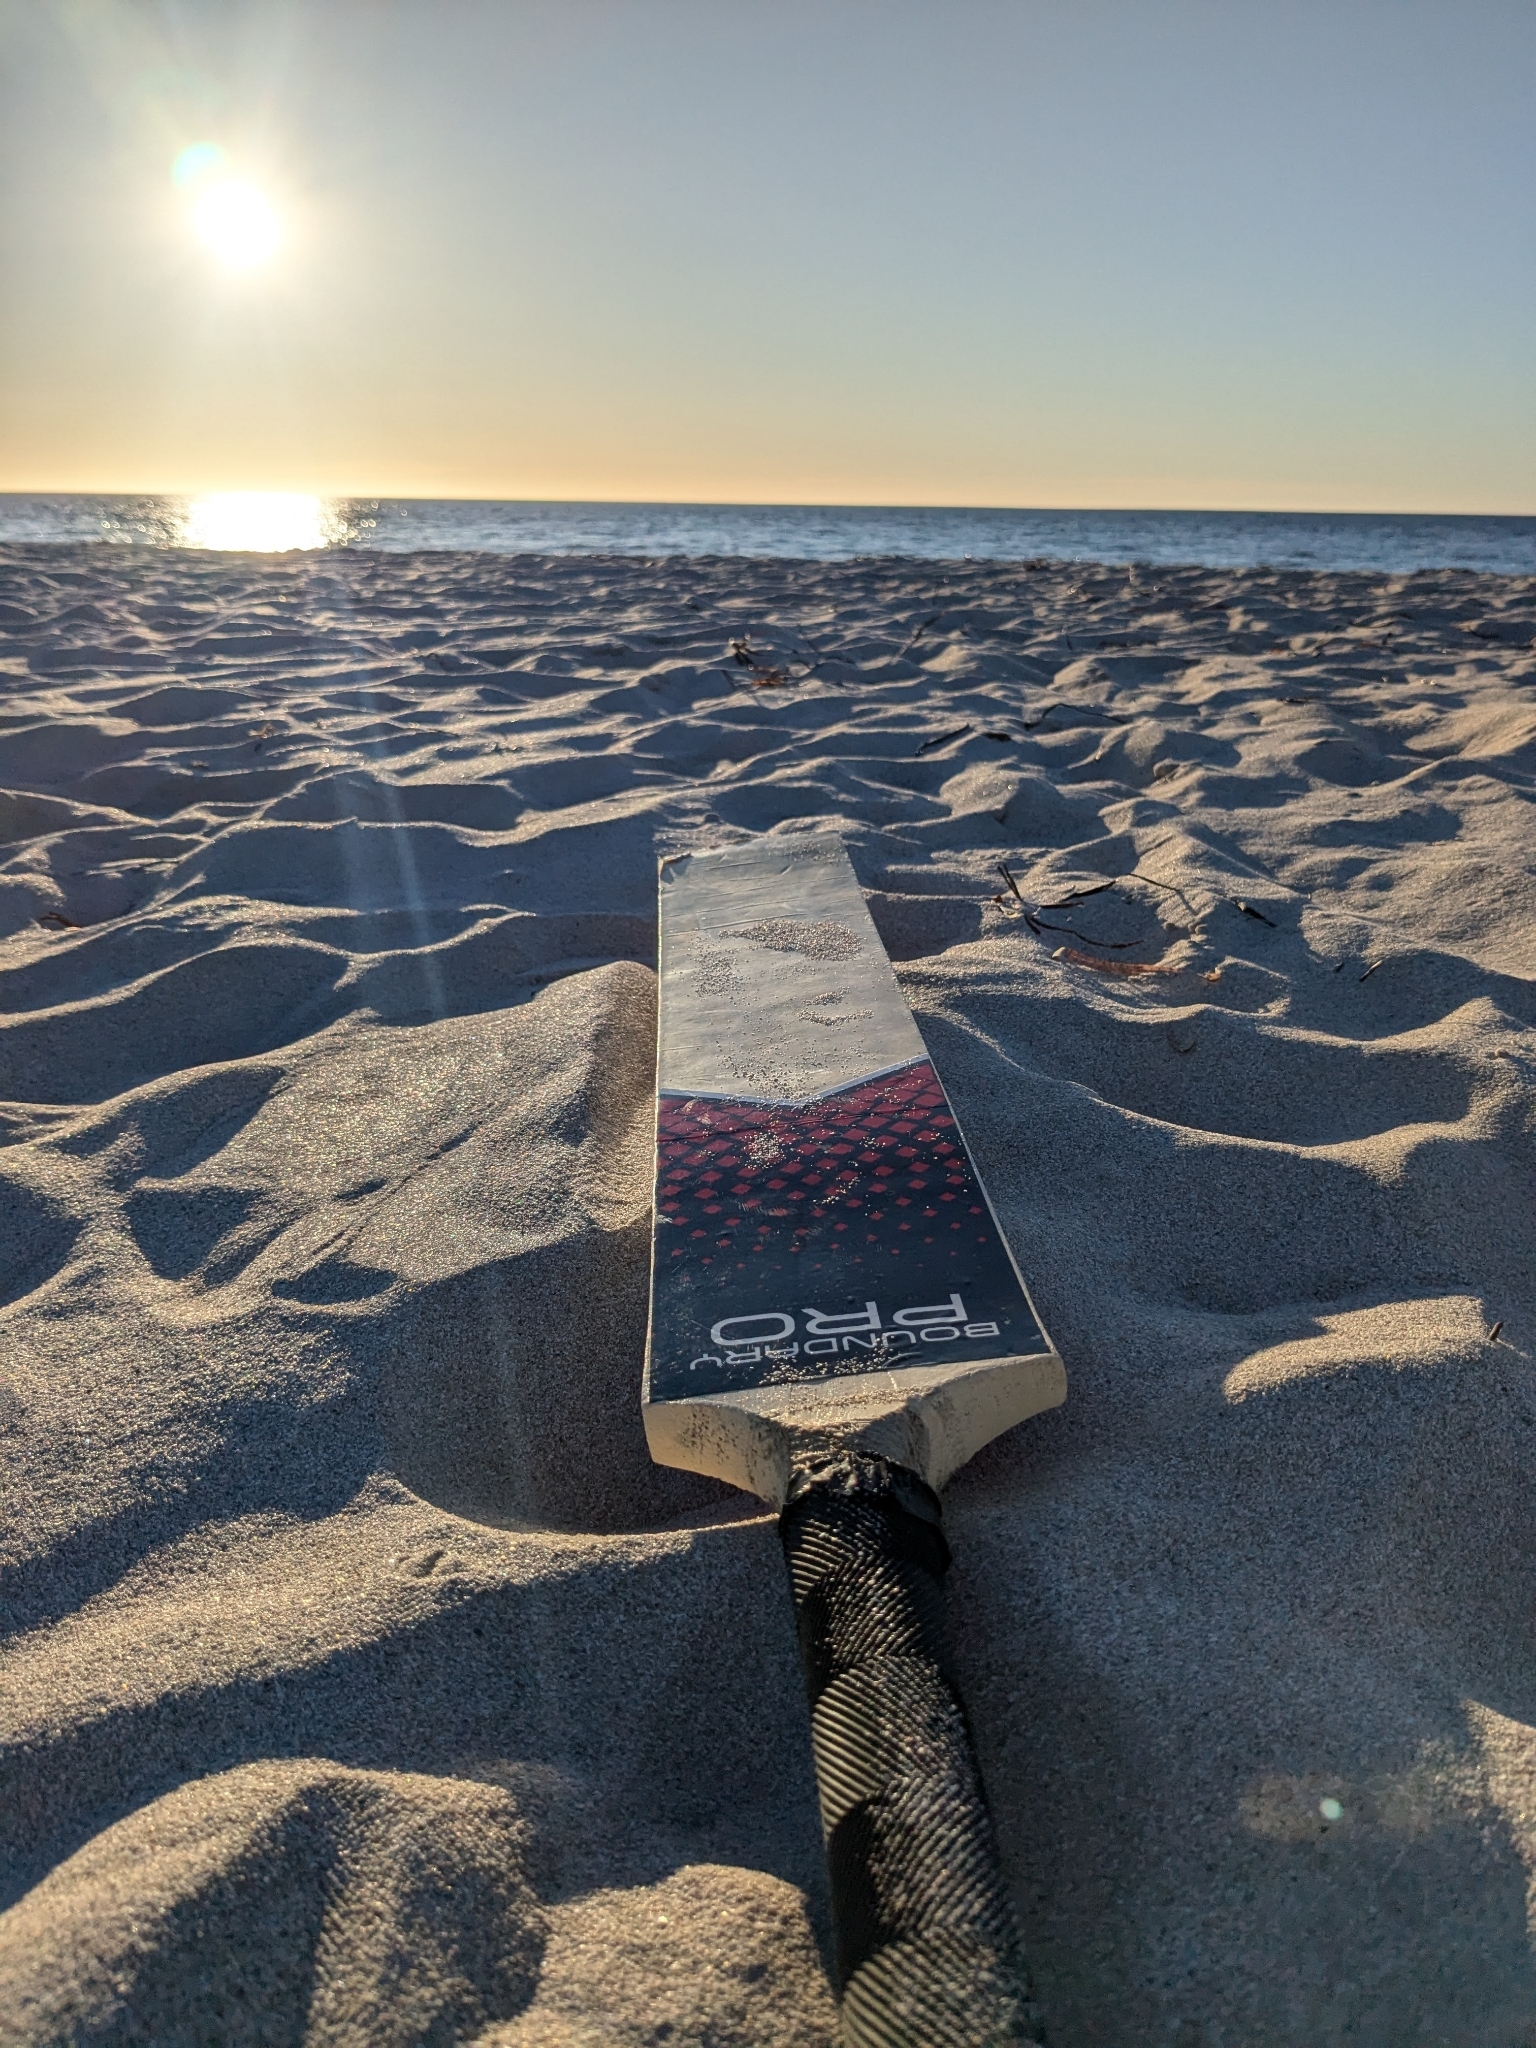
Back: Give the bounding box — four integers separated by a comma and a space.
779, 1452, 1045, 2047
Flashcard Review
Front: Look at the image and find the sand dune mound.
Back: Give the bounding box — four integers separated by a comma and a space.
0, 1760, 544, 2047
1, 544, 1533, 2044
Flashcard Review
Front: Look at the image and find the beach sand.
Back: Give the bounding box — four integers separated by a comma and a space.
0, 542, 1533, 2045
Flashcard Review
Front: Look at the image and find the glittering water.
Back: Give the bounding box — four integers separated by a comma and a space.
1, 493, 1531, 574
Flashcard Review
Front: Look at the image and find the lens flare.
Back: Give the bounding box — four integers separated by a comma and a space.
181, 495, 330, 552
193, 181, 281, 268
172, 141, 226, 190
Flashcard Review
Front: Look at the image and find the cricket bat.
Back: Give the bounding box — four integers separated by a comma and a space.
643, 835, 1064, 2047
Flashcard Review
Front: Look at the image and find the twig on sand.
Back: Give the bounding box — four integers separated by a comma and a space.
990, 863, 1027, 916
916, 725, 972, 756
991, 867, 1148, 950
1030, 876, 1145, 947
729, 632, 822, 687
1359, 960, 1383, 982
1052, 947, 1182, 978
1036, 921, 1143, 948
898, 612, 942, 658
1024, 699, 1113, 730
1036, 881, 1116, 909
1131, 873, 1200, 918
727, 636, 796, 688
1488, 1320, 1504, 1343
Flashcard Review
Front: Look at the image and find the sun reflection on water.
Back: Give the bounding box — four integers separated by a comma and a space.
180, 494, 341, 552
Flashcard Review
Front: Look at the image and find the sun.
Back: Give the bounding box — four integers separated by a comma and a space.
192, 180, 281, 269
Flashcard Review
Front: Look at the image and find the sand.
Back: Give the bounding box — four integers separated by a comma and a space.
0, 541, 1533, 2046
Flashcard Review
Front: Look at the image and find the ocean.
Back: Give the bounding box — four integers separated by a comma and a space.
0, 494, 1531, 575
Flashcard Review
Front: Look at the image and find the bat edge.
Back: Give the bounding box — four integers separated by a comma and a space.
642, 1345, 1066, 1508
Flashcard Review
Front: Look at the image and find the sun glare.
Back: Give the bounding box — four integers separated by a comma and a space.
192, 180, 281, 268
181, 494, 330, 552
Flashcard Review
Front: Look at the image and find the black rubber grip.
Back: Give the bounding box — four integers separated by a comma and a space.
779, 1452, 1045, 2047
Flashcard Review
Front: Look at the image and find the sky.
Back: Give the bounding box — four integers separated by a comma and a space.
1, 0, 1532, 512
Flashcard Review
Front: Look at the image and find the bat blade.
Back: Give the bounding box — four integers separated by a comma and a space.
643, 835, 1064, 1505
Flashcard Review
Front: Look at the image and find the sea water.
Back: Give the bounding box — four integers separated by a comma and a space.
0, 494, 1531, 575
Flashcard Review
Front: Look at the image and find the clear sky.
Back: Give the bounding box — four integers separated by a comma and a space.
2, 0, 1532, 511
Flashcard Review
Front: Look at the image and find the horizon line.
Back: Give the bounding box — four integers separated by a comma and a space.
2, 489, 1533, 522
